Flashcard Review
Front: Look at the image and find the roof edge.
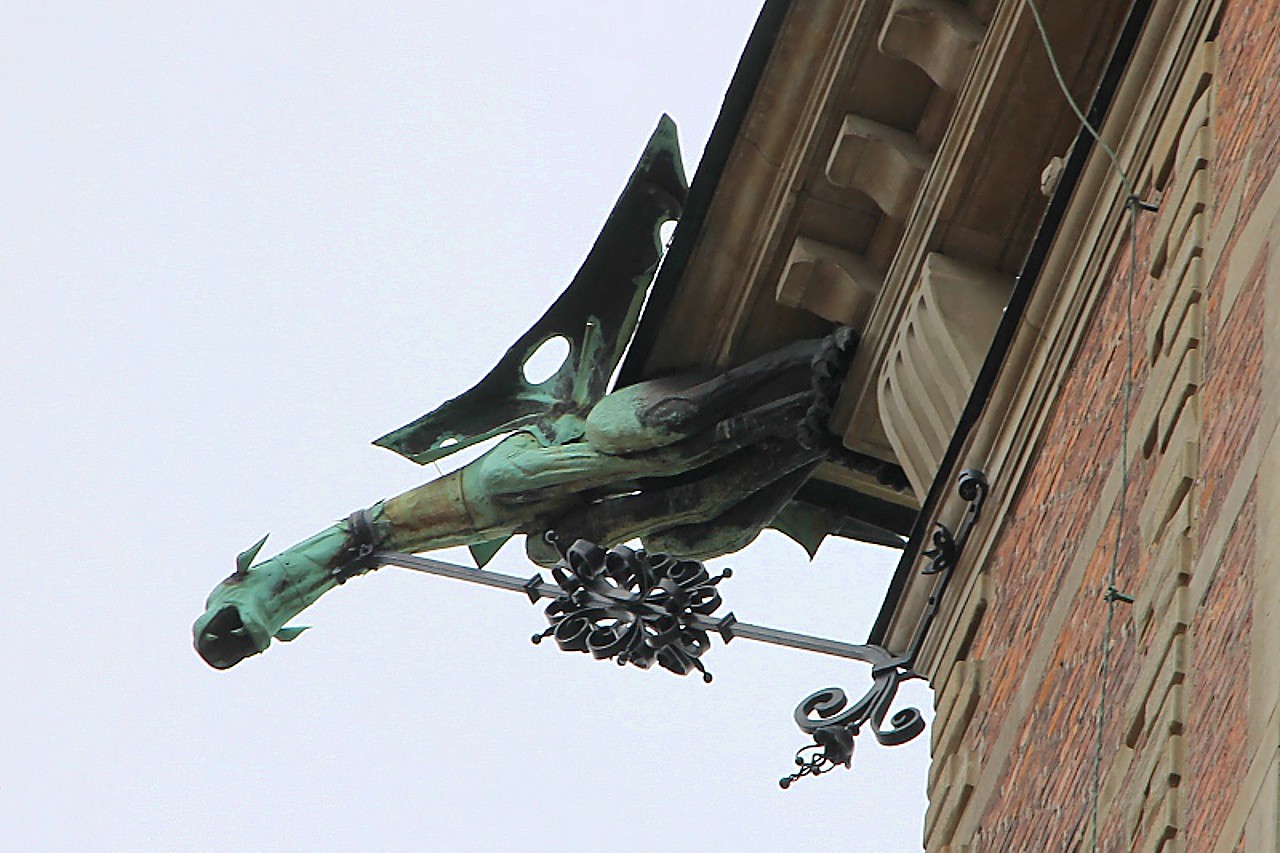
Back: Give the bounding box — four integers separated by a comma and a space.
617, 0, 793, 387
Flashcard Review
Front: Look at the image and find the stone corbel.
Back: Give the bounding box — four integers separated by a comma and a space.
775, 236, 882, 325
878, 0, 985, 94
826, 114, 932, 221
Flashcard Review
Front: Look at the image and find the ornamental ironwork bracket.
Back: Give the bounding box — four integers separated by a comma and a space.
780, 468, 989, 788
359, 468, 988, 787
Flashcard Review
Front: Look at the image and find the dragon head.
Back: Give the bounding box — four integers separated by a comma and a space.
193, 529, 344, 668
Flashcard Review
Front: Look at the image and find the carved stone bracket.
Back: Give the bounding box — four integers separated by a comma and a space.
878, 0, 985, 94
825, 114, 932, 221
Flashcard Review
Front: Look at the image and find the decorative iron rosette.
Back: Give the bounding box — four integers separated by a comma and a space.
531, 535, 732, 681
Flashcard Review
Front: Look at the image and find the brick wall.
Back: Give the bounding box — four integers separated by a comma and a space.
929, 1, 1277, 849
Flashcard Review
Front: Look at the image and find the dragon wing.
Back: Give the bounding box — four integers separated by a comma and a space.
770, 500, 908, 555
375, 116, 687, 465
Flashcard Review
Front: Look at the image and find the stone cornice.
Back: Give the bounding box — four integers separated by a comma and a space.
911, 0, 1224, 674
866, 0, 1136, 654
638, 0, 874, 376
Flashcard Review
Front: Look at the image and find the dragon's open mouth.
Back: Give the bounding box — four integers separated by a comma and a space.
195, 604, 263, 669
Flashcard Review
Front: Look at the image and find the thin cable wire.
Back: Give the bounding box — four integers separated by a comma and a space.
1021, 1, 1143, 850
1024, 0, 1137, 200
1089, 199, 1138, 852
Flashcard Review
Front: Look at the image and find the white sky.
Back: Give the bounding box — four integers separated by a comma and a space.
0, 3, 931, 850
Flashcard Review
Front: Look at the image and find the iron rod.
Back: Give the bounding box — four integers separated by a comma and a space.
690, 617, 891, 664
377, 550, 894, 666
376, 551, 558, 598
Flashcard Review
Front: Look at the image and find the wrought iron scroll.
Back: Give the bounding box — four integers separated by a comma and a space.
780, 468, 989, 788
362, 468, 988, 788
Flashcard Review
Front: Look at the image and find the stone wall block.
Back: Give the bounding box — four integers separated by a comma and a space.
1149, 42, 1215, 192
931, 660, 984, 782
1133, 502, 1192, 636
1124, 587, 1189, 748
1139, 428, 1198, 548
1148, 218, 1204, 360
1151, 78, 1211, 278
924, 747, 979, 851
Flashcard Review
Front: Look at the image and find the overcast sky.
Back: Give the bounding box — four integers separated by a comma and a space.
1, 3, 931, 850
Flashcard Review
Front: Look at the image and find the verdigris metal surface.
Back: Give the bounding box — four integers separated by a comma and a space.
194, 119, 902, 671
194, 330, 860, 669
374, 116, 687, 465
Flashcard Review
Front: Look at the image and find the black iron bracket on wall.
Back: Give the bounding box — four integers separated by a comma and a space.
355, 468, 988, 788
780, 469, 988, 787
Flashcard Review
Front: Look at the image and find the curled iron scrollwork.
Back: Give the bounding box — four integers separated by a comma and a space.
530, 534, 732, 681
780, 670, 927, 788
781, 469, 988, 788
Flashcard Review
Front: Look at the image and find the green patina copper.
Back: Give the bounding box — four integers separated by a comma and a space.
193, 118, 892, 670
195, 521, 354, 668
374, 115, 685, 466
